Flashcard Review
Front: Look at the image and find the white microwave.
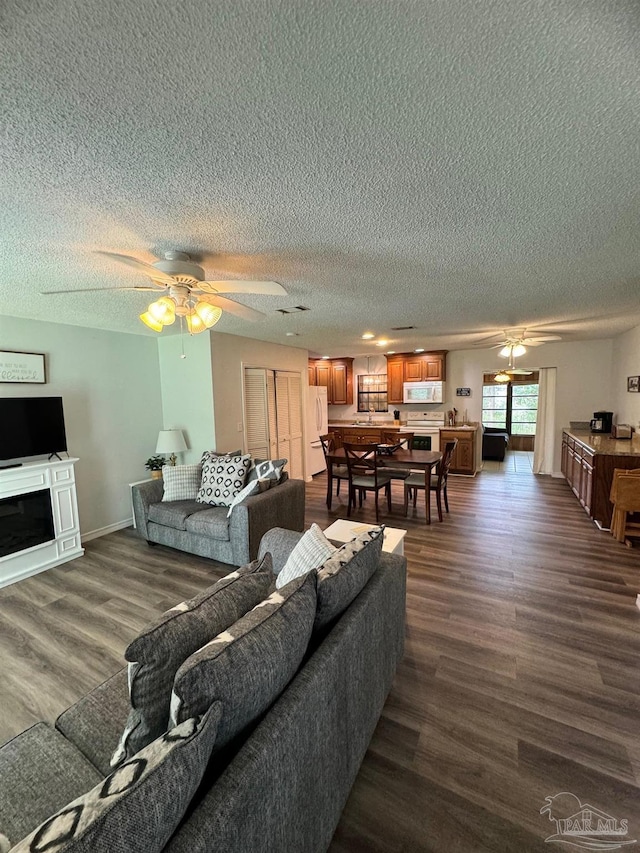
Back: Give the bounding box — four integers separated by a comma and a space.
403, 381, 443, 404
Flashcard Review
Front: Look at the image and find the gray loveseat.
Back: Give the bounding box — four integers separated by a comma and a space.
133, 474, 305, 566
0, 528, 406, 853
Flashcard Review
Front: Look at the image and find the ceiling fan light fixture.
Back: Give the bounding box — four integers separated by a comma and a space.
186, 311, 207, 335
148, 296, 176, 325
494, 371, 510, 383
512, 343, 527, 357
139, 311, 163, 332
194, 301, 222, 328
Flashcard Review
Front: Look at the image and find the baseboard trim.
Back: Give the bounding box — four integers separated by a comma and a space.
81, 518, 133, 543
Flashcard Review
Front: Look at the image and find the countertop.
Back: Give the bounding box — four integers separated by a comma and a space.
564, 428, 640, 457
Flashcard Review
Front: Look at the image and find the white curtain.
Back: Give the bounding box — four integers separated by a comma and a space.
533, 367, 557, 475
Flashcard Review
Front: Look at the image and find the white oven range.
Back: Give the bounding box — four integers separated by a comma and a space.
398, 411, 445, 452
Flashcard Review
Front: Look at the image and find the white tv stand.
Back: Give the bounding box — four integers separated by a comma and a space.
0, 458, 84, 588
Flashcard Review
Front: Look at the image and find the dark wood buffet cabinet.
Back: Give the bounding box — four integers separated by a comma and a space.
561, 429, 640, 529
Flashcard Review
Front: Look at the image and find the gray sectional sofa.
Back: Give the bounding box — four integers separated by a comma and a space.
0, 528, 407, 853
133, 473, 305, 565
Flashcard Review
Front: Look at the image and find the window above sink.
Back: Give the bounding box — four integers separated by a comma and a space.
357, 374, 388, 412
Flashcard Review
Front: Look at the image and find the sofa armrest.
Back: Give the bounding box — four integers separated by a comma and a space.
229, 478, 305, 564
257, 527, 304, 575
132, 479, 164, 539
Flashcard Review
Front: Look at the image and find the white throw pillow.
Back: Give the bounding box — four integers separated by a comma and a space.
161, 465, 202, 502
196, 453, 252, 507
226, 478, 271, 517
276, 523, 337, 589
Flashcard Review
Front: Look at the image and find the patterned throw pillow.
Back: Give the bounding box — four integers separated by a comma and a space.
9, 705, 222, 853
161, 464, 202, 502
111, 556, 273, 765
225, 477, 271, 518
275, 523, 337, 589
247, 458, 287, 484
314, 526, 385, 632
196, 453, 252, 507
170, 571, 317, 750
200, 449, 242, 465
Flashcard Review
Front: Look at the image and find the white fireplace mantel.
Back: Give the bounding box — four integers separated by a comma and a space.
0, 457, 84, 588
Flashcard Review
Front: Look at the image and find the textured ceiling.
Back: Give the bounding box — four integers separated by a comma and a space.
1, 0, 640, 356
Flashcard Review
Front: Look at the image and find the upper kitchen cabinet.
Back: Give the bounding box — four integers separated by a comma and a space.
385, 351, 448, 403
309, 358, 354, 405
386, 358, 405, 405
403, 351, 447, 382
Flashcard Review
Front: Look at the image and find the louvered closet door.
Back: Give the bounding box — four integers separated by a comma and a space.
275, 371, 304, 480
267, 370, 278, 460
244, 368, 270, 458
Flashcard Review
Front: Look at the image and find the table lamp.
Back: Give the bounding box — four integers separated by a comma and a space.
156, 429, 188, 466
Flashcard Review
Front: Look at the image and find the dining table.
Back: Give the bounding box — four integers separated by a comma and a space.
327, 446, 443, 524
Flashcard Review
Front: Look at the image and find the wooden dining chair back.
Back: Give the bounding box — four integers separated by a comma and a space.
403, 439, 458, 522
319, 432, 350, 509
378, 431, 414, 481
343, 442, 393, 522
609, 467, 640, 544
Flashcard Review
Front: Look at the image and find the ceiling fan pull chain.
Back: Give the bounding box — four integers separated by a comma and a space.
180, 317, 186, 359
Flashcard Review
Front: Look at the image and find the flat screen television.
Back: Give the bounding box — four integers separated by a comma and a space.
0, 396, 67, 461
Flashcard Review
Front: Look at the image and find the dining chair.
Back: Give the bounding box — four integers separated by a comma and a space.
343, 442, 394, 522
378, 431, 414, 482
319, 433, 350, 510
403, 439, 457, 522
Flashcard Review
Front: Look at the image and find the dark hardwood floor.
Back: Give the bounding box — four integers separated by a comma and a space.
1, 466, 639, 851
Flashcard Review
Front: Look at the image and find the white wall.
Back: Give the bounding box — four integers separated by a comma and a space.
611, 324, 640, 429
209, 332, 309, 454
157, 333, 215, 463
0, 316, 163, 536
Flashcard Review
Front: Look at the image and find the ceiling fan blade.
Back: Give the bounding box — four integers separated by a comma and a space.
198, 294, 265, 321
196, 280, 287, 296
96, 251, 177, 286
41, 285, 163, 294
522, 335, 562, 344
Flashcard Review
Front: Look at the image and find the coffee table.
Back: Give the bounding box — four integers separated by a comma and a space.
323, 519, 407, 556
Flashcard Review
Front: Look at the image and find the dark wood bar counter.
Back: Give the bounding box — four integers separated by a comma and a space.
561, 429, 640, 528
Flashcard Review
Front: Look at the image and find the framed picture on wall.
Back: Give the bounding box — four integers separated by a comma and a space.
627, 376, 640, 392
0, 351, 46, 383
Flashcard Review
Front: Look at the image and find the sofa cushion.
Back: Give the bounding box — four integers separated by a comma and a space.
247, 457, 287, 484
56, 668, 131, 777
161, 465, 203, 502
225, 477, 271, 518
275, 523, 337, 589
0, 723, 103, 846
9, 706, 222, 853
314, 526, 384, 631
196, 453, 252, 507
184, 506, 231, 540
111, 556, 273, 764
148, 500, 206, 531
170, 571, 317, 750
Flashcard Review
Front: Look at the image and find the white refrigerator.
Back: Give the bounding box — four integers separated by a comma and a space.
306, 386, 328, 476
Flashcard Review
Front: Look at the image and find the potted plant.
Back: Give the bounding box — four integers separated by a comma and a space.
145, 455, 166, 480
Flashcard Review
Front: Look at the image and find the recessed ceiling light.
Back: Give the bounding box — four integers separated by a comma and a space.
285, 331, 299, 337
362, 332, 375, 339
376, 340, 388, 347
386, 350, 395, 354
414, 348, 425, 353
322, 355, 330, 359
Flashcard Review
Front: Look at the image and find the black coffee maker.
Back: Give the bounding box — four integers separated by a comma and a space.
590, 411, 613, 433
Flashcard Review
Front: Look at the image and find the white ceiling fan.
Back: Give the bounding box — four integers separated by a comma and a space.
42, 250, 288, 333
475, 327, 562, 354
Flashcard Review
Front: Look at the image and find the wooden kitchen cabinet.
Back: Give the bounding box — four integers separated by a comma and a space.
440, 428, 476, 475
386, 358, 404, 405
385, 352, 447, 398
309, 358, 354, 405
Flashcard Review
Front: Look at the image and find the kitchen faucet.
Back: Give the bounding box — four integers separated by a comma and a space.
368, 405, 375, 424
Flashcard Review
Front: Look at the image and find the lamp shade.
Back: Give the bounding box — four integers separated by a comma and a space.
156, 429, 188, 455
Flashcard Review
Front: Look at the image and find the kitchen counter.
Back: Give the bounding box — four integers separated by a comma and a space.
563, 429, 640, 457
561, 429, 640, 529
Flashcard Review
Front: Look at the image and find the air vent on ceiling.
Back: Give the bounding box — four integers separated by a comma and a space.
391, 325, 415, 331
276, 306, 310, 314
